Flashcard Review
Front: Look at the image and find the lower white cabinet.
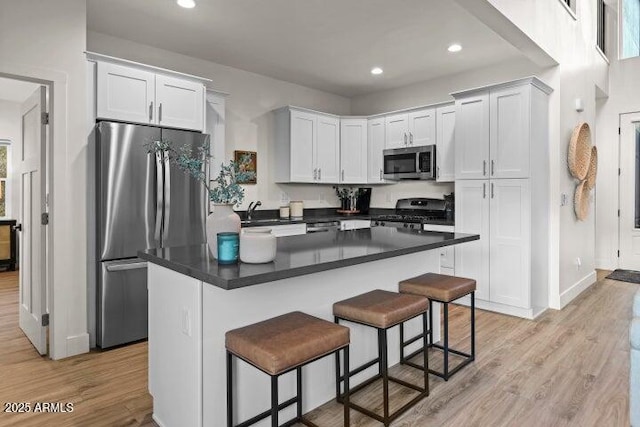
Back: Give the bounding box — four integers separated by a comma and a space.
455, 179, 533, 314
340, 118, 368, 183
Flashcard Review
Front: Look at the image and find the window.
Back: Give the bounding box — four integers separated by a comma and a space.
0, 141, 11, 218
597, 0, 606, 55
622, 0, 640, 58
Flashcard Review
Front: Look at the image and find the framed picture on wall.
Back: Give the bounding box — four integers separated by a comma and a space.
234, 150, 257, 184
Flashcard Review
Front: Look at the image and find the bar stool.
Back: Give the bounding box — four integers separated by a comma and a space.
333, 290, 430, 426
225, 311, 350, 427
399, 272, 476, 381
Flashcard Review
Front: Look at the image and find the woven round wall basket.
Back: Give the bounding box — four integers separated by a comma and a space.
568, 122, 592, 180
585, 146, 598, 191
574, 180, 590, 221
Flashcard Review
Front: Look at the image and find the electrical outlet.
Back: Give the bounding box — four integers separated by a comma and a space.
575, 257, 582, 269
561, 193, 569, 206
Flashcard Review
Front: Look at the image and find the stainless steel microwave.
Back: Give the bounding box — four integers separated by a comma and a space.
383, 145, 436, 180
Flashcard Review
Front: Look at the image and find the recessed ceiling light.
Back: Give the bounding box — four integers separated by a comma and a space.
177, 0, 196, 8
371, 67, 383, 75
448, 44, 462, 53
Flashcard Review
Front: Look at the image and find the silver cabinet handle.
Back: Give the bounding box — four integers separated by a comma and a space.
491, 182, 495, 198
404, 133, 408, 146
106, 260, 148, 272
379, 168, 383, 181
318, 168, 321, 180
149, 101, 153, 122
409, 132, 413, 145
313, 168, 317, 180
341, 170, 345, 181
437, 166, 440, 180
483, 182, 487, 199
491, 160, 495, 176
159, 103, 163, 122
483, 160, 487, 176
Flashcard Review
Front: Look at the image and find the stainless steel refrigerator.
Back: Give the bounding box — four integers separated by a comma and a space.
92, 121, 208, 348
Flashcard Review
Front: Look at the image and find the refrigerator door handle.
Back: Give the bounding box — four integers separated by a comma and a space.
154, 152, 164, 245
163, 150, 171, 243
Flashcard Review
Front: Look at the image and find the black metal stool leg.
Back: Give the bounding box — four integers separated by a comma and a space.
334, 317, 342, 402
271, 376, 278, 427
471, 292, 476, 360
379, 328, 389, 424
296, 366, 302, 421
227, 351, 233, 427
443, 302, 449, 381
428, 299, 434, 347
422, 312, 429, 395
399, 321, 405, 363
343, 346, 350, 426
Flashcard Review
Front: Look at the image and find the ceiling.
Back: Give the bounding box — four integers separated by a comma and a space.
0, 77, 40, 103
87, 0, 525, 97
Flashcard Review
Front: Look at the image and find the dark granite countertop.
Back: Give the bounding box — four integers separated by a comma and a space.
139, 228, 478, 290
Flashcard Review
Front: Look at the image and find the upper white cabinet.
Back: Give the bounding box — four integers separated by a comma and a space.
340, 118, 368, 183
435, 104, 455, 182
275, 107, 340, 184
367, 117, 385, 183
384, 108, 435, 149
454, 93, 490, 179
94, 57, 206, 132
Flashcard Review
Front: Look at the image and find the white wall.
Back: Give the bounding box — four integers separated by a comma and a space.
87, 31, 352, 211
0, 99, 20, 219
0, 0, 88, 359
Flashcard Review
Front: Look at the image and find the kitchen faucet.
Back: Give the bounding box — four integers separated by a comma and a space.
247, 201, 262, 220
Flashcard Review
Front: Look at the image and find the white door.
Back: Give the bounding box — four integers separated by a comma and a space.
455, 180, 490, 300
18, 87, 47, 355
408, 108, 436, 147
290, 110, 316, 183
455, 93, 490, 179
155, 74, 204, 131
619, 113, 640, 269
436, 105, 456, 182
96, 62, 155, 125
367, 118, 385, 183
385, 113, 408, 149
340, 119, 368, 183
490, 86, 531, 179
316, 116, 340, 183
489, 179, 531, 308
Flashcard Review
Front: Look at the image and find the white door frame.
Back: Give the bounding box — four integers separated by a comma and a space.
0, 71, 54, 357
619, 112, 640, 270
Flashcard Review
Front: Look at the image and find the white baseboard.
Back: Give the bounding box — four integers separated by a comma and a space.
559, 271, 597, 308
66, 333, 90, 358
595, 257, 617, 271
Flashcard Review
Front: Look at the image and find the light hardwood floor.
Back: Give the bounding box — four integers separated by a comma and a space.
0, 270, 636, 426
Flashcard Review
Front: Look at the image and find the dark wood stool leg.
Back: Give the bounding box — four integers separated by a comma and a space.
296, 366, 302, 421
227, 351, 233, 427
343, 346, 350, 426
422, 312, 429, 395
271, 376, 278, 427
443, 302, 449, 381
471, 292, 476, 360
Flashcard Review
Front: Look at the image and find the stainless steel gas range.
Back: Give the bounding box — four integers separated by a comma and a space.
371, 197, 453, 230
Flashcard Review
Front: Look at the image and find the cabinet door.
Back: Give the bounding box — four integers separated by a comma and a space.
97, 62, 155, 125
408, 108, 436, 147
367, 118, 385, 183
316, 116, 340, 183
155, 74, 204, 131
385, 113, 408, 149
489, 179, 530, 308
436, 105, 456, 182
455, 93, 489, 179
290, 110, 316, 182
490, 86, 531, 178
455, 180, 490, 300
340, 119, 368, 183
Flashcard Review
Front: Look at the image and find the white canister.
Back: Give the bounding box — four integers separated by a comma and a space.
240, 228, 277, 264
290, 201, 304, 219
279, 206, 290, 219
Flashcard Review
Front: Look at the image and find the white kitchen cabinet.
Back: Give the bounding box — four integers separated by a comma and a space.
489, 179, 531, 308
408, 108, 435, 147
385, 113, 408, 149
489, 85, 531, 179
436, 104, 455, 182
289, 109, 317, 183
454, 93, 490, 180
155, 74, 204, 131
97, 62, 155, 125
316, 116, 340, 183
455, 180, 491, 301
340, 220, 371, 231
340, 118, 368, 183
367, 117, 385, 183
94, 57, 206, 131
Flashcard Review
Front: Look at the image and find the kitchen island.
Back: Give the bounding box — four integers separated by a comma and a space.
139, 228, 478, 427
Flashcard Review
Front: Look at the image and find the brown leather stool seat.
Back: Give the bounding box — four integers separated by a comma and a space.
399, 272, 476, 302
398, 272, 476, 381
225, 311, 350, 426
333, 289, 430, 426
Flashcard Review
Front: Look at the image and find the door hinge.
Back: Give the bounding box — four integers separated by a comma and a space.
618, 127, 621, 135
618, 250, 621, 258
41, 313, 49, 327
41, 212, 49, 225
618, 209, 621, 217
41, 112, 49, 125
619, 168, 622, 176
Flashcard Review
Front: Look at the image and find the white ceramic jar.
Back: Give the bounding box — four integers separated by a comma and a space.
290, 201, 304, 219
206, 204, 241, 258
240, 227, 277, 264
